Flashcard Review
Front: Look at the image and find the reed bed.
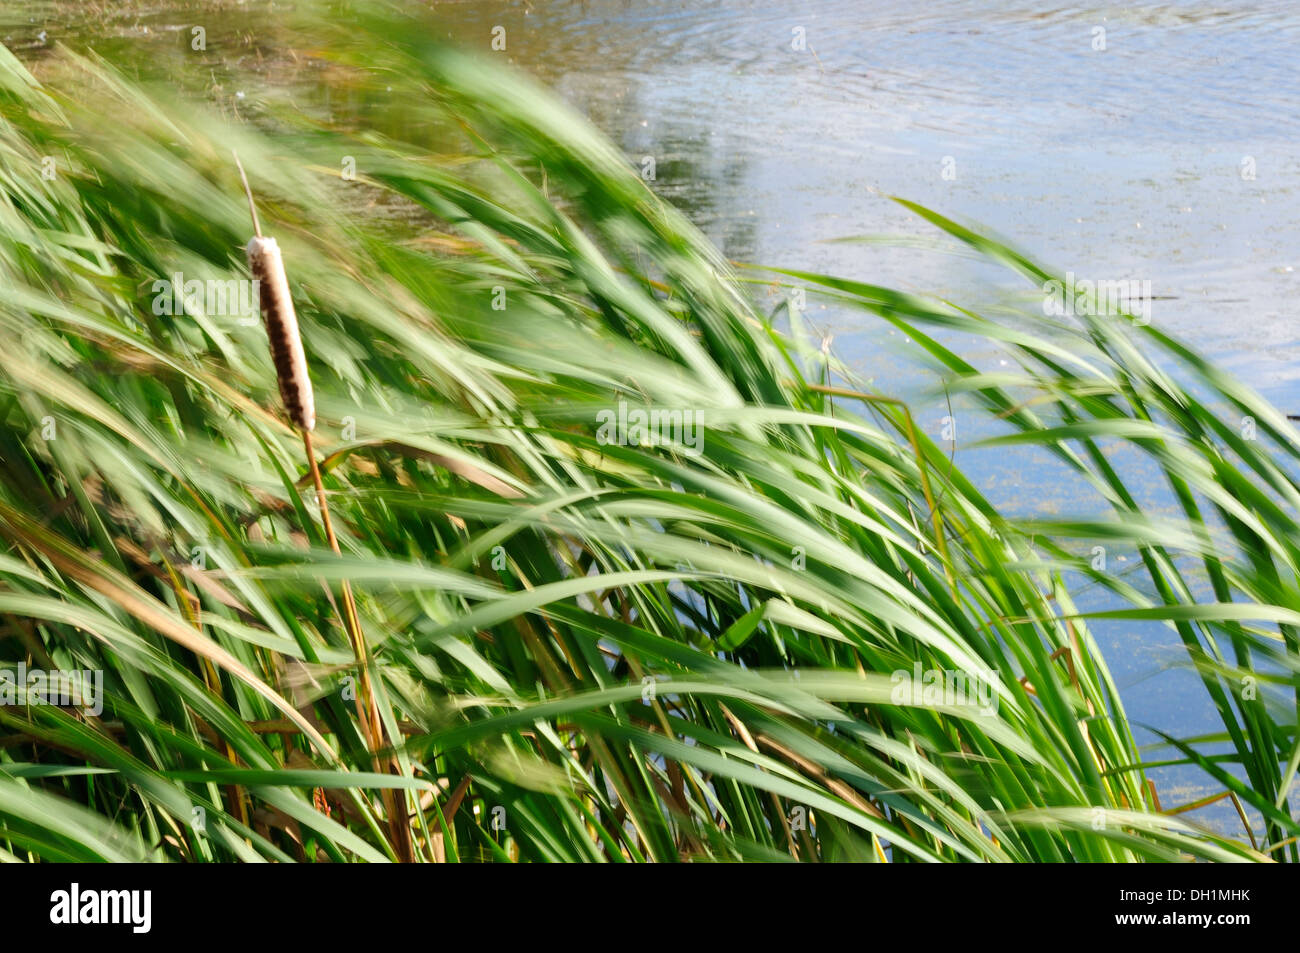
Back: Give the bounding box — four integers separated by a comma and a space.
0, 7, 1292, 861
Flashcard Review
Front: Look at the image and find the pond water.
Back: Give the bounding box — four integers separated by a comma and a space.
9, 0, 1300, 836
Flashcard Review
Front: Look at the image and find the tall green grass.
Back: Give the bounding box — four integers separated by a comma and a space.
0, 7, 1291, 861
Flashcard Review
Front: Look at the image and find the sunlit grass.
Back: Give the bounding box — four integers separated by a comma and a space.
0, 5, 1291, 862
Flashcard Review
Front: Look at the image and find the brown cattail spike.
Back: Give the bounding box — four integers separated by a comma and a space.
246, 236, 315, 431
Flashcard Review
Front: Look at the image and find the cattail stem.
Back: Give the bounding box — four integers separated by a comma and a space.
233, 151, 262, 239
235, 152, 411, 862
302, 430, 375, 739
302, 430, 412, 863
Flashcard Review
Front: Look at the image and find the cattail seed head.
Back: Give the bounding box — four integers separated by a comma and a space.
246, 236, 315, 431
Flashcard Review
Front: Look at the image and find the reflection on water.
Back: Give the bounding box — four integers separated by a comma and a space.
9, 0, 1298, 835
